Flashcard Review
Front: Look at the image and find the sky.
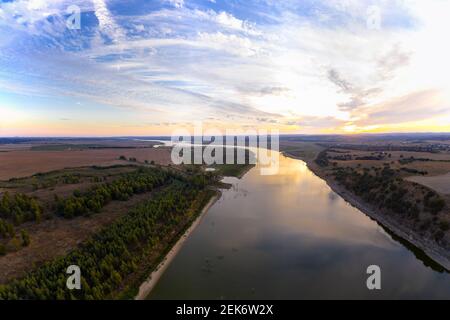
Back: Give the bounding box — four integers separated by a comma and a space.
0, 0, 450, 137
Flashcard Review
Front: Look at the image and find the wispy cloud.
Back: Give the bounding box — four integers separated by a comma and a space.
92, 0, 125, 42
358, 90, 448, 126
0, 0, 449, 135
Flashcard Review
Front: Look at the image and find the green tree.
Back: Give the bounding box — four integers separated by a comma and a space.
21, 229, 30, 247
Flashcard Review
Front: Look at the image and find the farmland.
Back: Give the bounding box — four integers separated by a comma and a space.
0, 145, 172, 180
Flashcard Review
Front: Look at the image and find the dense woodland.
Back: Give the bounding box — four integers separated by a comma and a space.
0, 173, 214, 299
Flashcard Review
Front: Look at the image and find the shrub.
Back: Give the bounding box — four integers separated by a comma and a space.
20, 230, 30, 247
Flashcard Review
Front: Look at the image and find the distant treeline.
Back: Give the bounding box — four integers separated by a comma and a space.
30, 144, 149, 151
321, 144, 448, 153
280, 133, 450, 143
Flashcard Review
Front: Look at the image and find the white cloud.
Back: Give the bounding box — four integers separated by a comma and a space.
1, 0, 449, 133
165, 0, 184, 9
92, 0, 125, 42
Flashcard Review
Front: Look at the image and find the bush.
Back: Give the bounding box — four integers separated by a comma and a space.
20, 230, 30, 247
425, 196, 445, 215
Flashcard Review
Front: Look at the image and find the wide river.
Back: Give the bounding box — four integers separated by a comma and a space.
149, 152, 450, 299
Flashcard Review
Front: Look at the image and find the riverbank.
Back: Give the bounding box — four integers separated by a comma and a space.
214, 164, 254, 179
135, 193, 221, 300
283, 151, 450, 271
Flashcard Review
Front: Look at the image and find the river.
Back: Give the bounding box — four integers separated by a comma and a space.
148, 151, 450, 299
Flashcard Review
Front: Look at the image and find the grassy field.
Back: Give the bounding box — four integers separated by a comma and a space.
279, 141, 324, 161
213, 163, 254, 178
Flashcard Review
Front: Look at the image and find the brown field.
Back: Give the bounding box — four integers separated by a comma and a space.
0, 147, 172, 180
403, 161, 450, 176
407, 173, 450, 195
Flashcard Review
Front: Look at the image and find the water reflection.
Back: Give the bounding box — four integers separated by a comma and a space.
149, 153, 450, 299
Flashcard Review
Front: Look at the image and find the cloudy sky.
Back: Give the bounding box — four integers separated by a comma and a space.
1, 0, 449, 136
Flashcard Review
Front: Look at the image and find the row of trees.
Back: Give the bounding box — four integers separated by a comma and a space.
0, 177, 210, 299
315, 150, 329, 167
31, 174, 81, 191
1, 168, 171, 225
54, 168, 171, 219
0, 218, 15, 239
0, 192, 42, 225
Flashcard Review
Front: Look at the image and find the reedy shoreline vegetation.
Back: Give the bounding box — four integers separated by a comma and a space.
0, 167, 215, 300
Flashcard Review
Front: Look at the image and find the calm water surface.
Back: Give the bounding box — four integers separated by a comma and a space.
149, 153, 450, 299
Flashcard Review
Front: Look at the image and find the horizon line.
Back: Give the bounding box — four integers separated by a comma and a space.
1, 132, 450, 139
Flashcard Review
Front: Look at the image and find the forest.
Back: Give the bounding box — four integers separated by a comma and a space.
0, 173, 214, 299
0, 167, 172, 246
0, 165, 212, 256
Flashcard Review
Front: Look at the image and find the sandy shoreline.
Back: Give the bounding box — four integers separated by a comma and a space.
283, 152, 450, 271
135, 194, 220, 300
